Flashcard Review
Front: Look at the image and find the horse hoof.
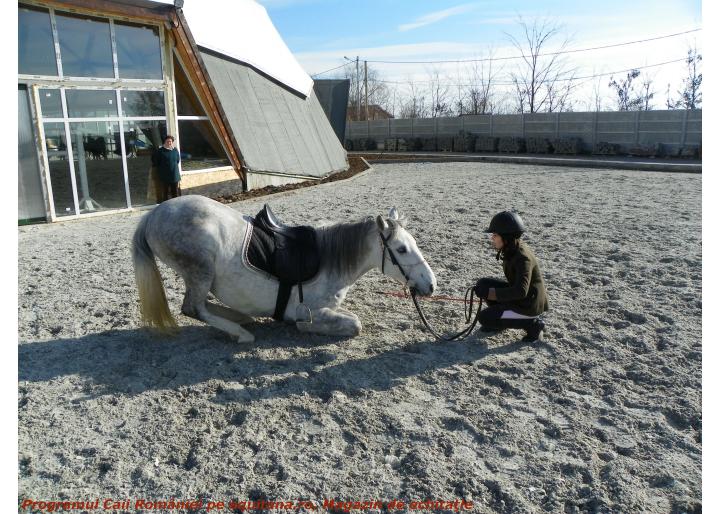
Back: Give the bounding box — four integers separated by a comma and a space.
349, 321, 362, 336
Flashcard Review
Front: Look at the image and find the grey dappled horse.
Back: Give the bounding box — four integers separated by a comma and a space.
132, 196, 436, 342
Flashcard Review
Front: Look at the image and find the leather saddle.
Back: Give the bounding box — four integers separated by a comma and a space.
250, 204, 321, 320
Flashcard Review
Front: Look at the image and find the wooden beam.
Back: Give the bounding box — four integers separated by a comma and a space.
27, 0, 172, 23
171, 10, 246, 186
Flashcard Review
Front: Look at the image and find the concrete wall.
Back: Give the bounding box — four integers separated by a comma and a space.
346, 110, 702, 154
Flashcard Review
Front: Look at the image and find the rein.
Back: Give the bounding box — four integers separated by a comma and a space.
378, 229, 483, 341
410, 287, 483, 341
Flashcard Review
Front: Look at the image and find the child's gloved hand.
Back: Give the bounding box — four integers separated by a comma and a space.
474, 279, 490, 299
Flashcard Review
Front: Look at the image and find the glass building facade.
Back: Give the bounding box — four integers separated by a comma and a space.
18, 2, 232, 222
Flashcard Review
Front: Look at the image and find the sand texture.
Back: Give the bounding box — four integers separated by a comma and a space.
19, 162, 701, 513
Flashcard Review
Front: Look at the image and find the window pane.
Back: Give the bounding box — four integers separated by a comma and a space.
39, 89, 63, 118
123, 120, 166, 206
56, 12, 113, 78
18, 5, 58, 76
65, 90, 118, 118
174, 58, 204, 116
43, 122, 75, 216
121, 91, 165, 117
69, 122, 126, 212
115, 21, 162, 80
178, 120, 230, 171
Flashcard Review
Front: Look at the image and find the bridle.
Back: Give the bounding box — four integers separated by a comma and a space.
378, 227, 483, 341
378, 229, 427, 282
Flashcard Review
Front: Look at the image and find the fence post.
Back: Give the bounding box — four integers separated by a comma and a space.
680, 109, 689, 148
434, 117, 439, 138
411, 118, 414, 138
634, 110, 640, 145
521, 113, 525, 138
592, 111, 598, 149
490, 115, 494, 137
555, 112, 560, 139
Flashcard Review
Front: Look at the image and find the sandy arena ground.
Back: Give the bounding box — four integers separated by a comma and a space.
18, 162, 701, 513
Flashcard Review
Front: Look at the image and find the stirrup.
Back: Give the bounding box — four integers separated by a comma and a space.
295, 303, 313, 327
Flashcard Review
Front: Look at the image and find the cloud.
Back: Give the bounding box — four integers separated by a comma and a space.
255, 0, 318, 9
472, 16, 518, 26
398, 3, 477, 32
296, 41, 488, 72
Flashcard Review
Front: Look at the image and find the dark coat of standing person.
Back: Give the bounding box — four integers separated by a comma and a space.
151, 135, 181, 203
474, 211, 548, 343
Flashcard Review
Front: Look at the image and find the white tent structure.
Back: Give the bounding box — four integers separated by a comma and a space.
152, 0, 347, 187
180, 0, 313, 97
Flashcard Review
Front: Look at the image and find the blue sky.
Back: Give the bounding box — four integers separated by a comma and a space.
264, 0, 699, 55
258, 0, 703, 110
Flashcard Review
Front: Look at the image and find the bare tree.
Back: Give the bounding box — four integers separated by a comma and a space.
677, 45, 702, 109
452, 67, 467, 116
544, 71, 578, 112
463, 49, 498, 114
398, 79, 428, 118
426, 67, 452, 117
608, 69, 644, 111
487, 90, 514, 115
343, 63, 392, 120
510, 76, 527, 114
591, 75, 605, 111
665, 83, 675, 110
640, 76, 655, 111
506, 17, 577, 113
388, 86, 398, 118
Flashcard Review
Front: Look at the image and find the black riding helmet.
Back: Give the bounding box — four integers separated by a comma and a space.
485, 211, 526, 235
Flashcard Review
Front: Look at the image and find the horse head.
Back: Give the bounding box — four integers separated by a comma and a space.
376, 207, 437, 296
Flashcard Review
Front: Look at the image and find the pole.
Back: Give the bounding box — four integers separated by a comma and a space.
356, 56, 360, 122
364, 60, 369, 137
364, 60, 369, 122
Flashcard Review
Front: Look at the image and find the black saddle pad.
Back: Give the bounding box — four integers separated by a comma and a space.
248, 205, 320, 284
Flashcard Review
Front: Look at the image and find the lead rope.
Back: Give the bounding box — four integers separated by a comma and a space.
379, 229, 482, 341
410, 286, 483, 341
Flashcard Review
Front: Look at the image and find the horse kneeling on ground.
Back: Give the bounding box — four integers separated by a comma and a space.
132, 195, 436, 342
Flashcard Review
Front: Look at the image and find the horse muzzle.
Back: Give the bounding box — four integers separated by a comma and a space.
410, 281, 435, 297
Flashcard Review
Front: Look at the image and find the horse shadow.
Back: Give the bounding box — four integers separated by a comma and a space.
19, 324, 546, 404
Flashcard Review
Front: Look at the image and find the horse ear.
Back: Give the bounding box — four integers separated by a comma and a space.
376, 215, 389, 232
389, 207, 399, 220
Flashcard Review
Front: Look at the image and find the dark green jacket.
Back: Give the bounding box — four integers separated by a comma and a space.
152, 147, 181, 184
495, 240, 549, 316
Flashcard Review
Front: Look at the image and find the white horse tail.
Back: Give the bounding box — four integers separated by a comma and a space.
132, 213, 178, 331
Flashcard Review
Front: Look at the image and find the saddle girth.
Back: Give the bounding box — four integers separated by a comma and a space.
246, 204, 320, 321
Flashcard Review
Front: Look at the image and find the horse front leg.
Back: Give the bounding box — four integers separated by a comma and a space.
206, 302, 254, 325
297, 307, 362, 336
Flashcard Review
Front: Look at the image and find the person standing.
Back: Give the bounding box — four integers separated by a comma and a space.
474, 211, 549, 343
151, 135, 181, 203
